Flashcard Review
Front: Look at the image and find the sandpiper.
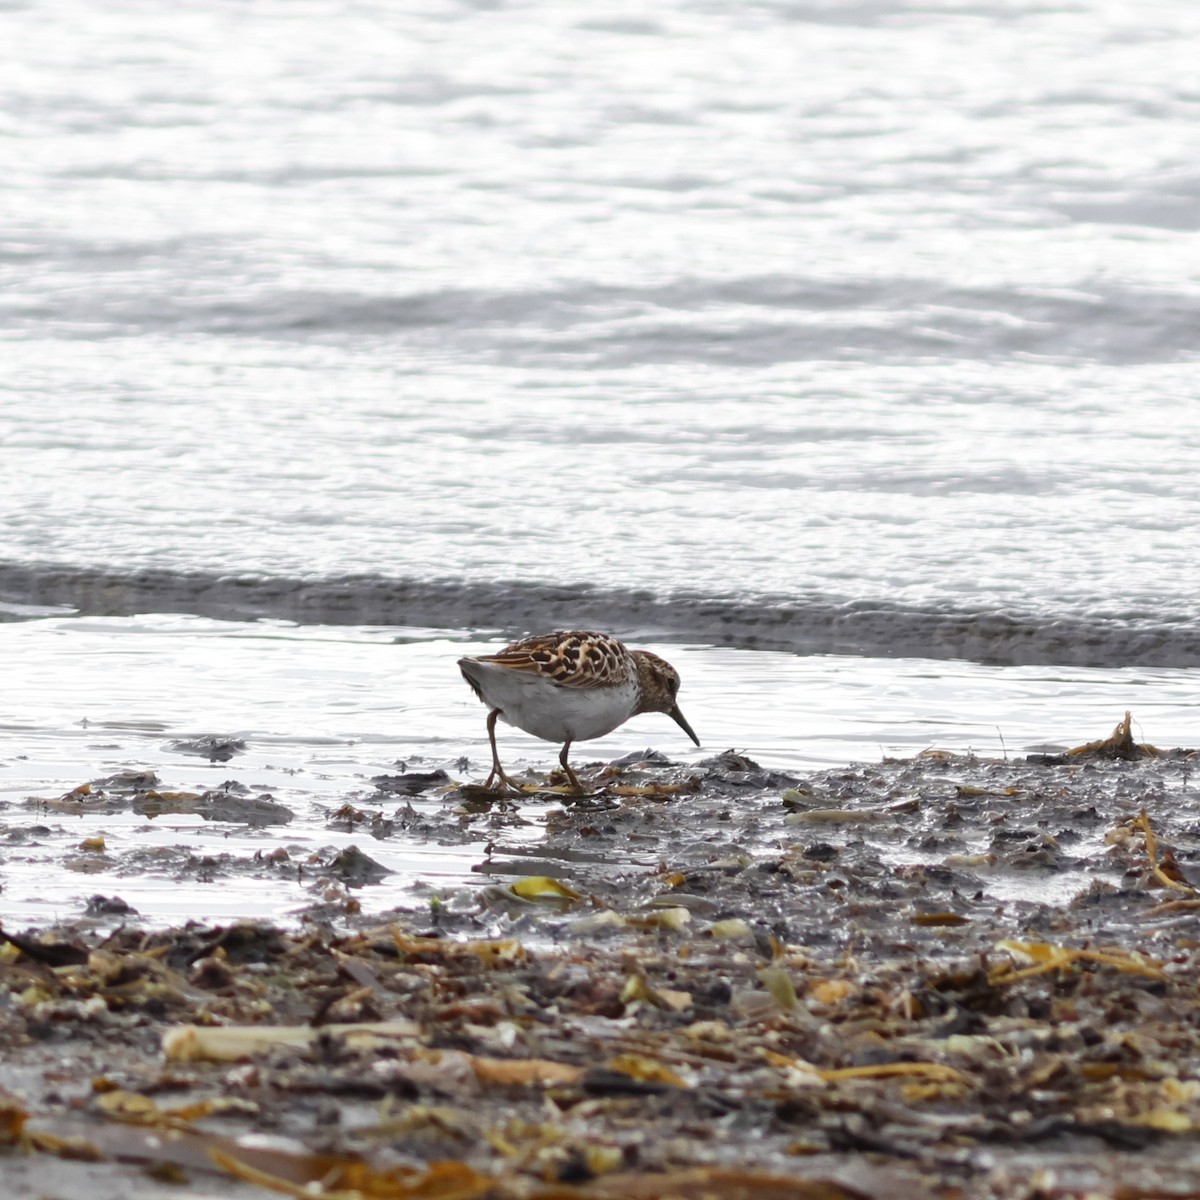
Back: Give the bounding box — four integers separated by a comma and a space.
458, 630, 700, 792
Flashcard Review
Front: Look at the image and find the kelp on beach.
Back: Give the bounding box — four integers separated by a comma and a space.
4, 715, 1200, 1198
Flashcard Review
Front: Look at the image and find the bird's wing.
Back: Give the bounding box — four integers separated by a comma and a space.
480, 631, 630, 690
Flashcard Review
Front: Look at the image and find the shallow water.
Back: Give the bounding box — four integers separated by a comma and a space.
2, 614, 1196, 927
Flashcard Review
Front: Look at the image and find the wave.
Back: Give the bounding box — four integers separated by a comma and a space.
8, 265, 1200, 365
2, 561, 1197, 670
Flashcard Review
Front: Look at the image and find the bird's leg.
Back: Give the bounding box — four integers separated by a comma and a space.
484, 710, 520, 792
558, 740, 585, 794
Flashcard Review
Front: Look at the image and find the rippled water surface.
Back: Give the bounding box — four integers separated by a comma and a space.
2, 0, 1199, 636
3, 1, 1199, 924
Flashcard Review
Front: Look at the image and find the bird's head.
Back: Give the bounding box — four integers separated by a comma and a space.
632, 650, 700, 746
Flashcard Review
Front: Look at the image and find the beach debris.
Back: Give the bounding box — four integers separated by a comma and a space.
371, 770, 452, 796
507, 875, 583, 902
168, 735, 247, 761
163, 1018, 421, 1063
1066, 710, 1160, 760
327, 802, 396, 838
1134, 808, 1198, 895
210, 1149, 493, 1200
83, 894, 137, 917
0, 927, 90, 967
324, 844, 391, 885
6, 721, 1200, 1194
988, 939, 1167, 985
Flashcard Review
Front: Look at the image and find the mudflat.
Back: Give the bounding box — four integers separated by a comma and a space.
4, 715, 1200, 1199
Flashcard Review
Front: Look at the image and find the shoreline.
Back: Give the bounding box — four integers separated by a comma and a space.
5, 727, 1200, 1196
4, 562, 1199, 669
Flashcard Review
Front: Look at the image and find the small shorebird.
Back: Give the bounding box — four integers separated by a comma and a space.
458, 630, 700, 792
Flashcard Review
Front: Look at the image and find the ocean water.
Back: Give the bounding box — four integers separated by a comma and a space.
1, 0, 1199, 923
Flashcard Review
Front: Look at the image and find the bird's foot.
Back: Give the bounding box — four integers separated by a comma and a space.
545, 766, 600, 797
482, 768, 526, 794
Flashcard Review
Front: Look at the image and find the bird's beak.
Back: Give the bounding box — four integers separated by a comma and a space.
669, 704, 700, 747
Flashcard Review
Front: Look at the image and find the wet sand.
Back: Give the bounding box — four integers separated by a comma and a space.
5, 717, 1200, 1198
8, 563, 1200, 669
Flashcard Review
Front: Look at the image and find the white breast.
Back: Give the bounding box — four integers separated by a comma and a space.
465, 661, 638, 743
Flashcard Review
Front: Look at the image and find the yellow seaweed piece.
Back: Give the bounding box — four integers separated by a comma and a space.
95, 1090, 159, 1120
901, 1080, 969, 1103
607, 1053, 691, 1089
991, 939, 1166, 983
757, 967, 799, 1012
783, 809, 886, 824
163, 1017, 420, 1063
94, 1089, 259, 1127
608, 784, 687, 797
1146, 897, 1200, 915
625, 907, 690, 931
1135, 809, 1199, 896
471, 1055, 582, 1088
808, 979, 856, 1006
819, 1062, 969, 1085
621, 972, 693, 1012
584, 1145, 624, 1177
0, 1092, 28, 1145
24, 1130, 105, 1160
654, 986, 693, 1012
565, 1165, 873, 1199
210, 1148, 493, 1200
1135, 1110, 1193, 1133
1066, 711, 1159, 759
508, 876, 583, 902
708, 918, 755, 941
392, 931, 526, 965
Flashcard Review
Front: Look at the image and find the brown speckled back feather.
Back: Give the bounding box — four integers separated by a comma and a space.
477, 630, 633, 690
